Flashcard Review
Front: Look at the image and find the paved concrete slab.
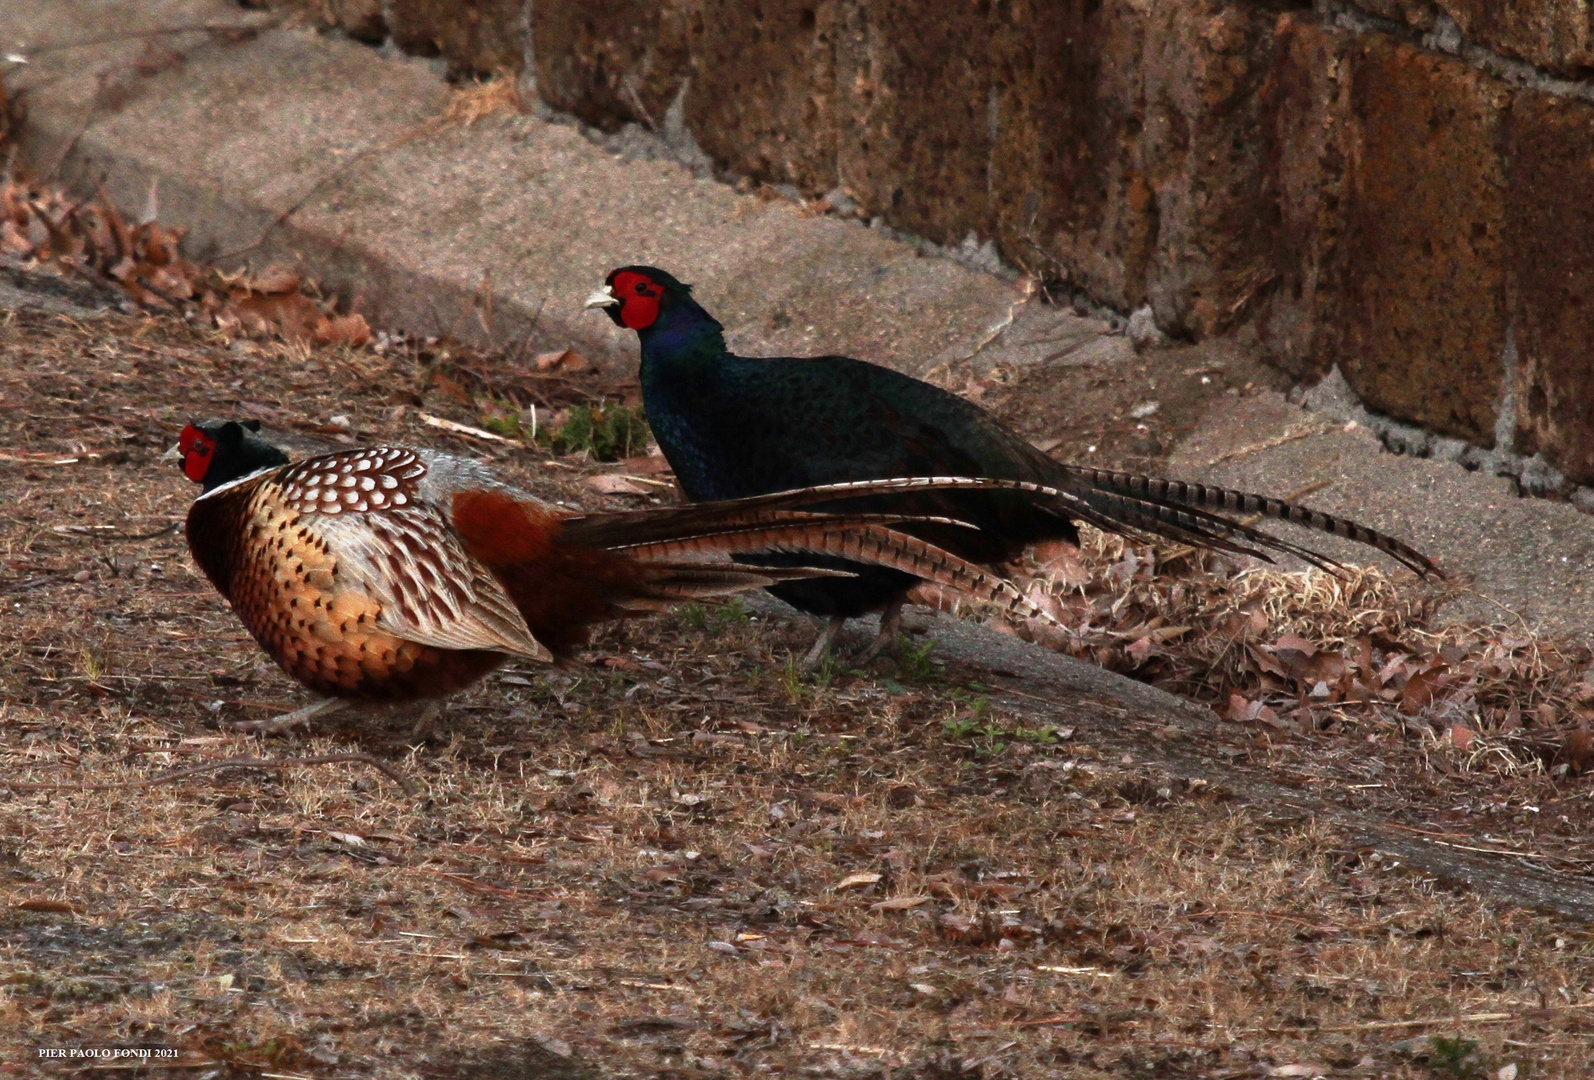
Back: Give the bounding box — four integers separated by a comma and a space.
0, 259, 120, 316
1167, 390, 1594, 638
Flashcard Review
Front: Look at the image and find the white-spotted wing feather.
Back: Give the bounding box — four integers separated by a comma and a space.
275, 448, 552, 662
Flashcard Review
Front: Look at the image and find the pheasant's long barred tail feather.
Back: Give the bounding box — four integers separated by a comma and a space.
1058, 466, 1440, 578
558, 475, 1082, 549
578, 509, 980, 551
1068, 489, 1351, 575
619, 520, 1060, 628
571, 470, 1435, 583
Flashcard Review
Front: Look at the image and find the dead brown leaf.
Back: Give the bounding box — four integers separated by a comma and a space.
1400, 664, 1448, 715
15, 899, 82, 914
314, 312, 372, 347
1562, 730, 1594, 776
533, 349, 591, 374
835, 872, 882, 891
248, 264, 301, 294
585, 474, 652, 496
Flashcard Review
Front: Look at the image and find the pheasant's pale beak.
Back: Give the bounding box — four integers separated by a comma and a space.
161, 443, 182, 463
584, 284, 618, 310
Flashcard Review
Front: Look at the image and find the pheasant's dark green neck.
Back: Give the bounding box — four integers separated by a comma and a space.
203, 433, 289, 492
637, 297, 729, 389
633, 297, 737, 500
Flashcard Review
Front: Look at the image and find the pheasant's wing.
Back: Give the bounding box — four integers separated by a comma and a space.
329, 509, 553, 662
272, 447, 554, 662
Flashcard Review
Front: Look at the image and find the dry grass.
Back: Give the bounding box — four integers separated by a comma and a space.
2, 303, 1593, 1079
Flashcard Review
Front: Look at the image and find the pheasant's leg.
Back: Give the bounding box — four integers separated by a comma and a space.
233, 696, 348, 735
408, 700, 444, 740
799, 616, 847, 674
856, 598, 906, 664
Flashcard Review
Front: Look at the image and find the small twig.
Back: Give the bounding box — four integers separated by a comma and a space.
617, 76, 660, 132
807, 1043, 902, 1058
1244, 1002, 1594, 1034
2, 753, 416, 797
214, 132, 402, 261
19, 24, 261, 184
409, 866, 555, 900
1282, 478, 1335, 504
418, 411, 515, 444
919, 282, 1034, 385
1203, 424, 1336, 467
474, 267, 495, 345
54, 521, 179, 541
993, 684, 1130, 717
1177, 909, 1341, 932
1376, 822, 1480, 841
1013, 1014, 1090, 1029
1423, 838, 1560, 861
1037, 332, 1110, 368
215, 84, 500, 262
1, 450, 109, 464
1375, 822, 1592, 866
1018, 196, 1074, 301
39, 72, 108, 183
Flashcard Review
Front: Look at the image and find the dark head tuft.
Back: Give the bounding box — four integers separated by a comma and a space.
177, 418, 289, 492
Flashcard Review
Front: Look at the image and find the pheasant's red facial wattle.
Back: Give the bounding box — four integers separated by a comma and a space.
609, 270, 663, 330
179, 424, 216, 483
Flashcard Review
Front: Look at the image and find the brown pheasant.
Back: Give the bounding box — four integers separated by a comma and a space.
173, 419, 1072, 732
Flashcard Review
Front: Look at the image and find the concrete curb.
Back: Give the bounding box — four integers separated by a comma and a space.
9, 2, 1049, 381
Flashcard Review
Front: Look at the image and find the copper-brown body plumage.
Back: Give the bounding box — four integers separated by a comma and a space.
178, 426, 1070, 713
186, 448, 514, 700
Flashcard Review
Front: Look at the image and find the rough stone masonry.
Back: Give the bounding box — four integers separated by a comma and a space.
343, 0, 1594, 495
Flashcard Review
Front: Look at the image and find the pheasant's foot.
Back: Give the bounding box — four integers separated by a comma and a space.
798, 616, 848, 674
232, 696, 348, 735
855, 599, 905, 665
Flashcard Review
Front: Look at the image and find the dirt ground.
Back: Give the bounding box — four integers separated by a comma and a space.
3, 298, 1594, 1079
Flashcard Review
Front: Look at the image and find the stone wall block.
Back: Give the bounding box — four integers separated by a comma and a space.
1438, 1, 1594, 74
996, 1, 1305, 341
683, 0, 839, 194
1506, 91, 1594, 484
833, 0, 999, 248
1337, 34, 1509, 445
1355, 1, 1440, 31
1254, 13, 1354, 381
390, 0, 1594, 478
528, 0, 691, 131
1137, 2, 1289, 341
332, 0, 387, 44
987, 0, 1148, 314
388, 0, 526, 76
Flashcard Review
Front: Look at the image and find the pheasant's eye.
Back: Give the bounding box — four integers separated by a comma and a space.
634, 282, 649, 294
